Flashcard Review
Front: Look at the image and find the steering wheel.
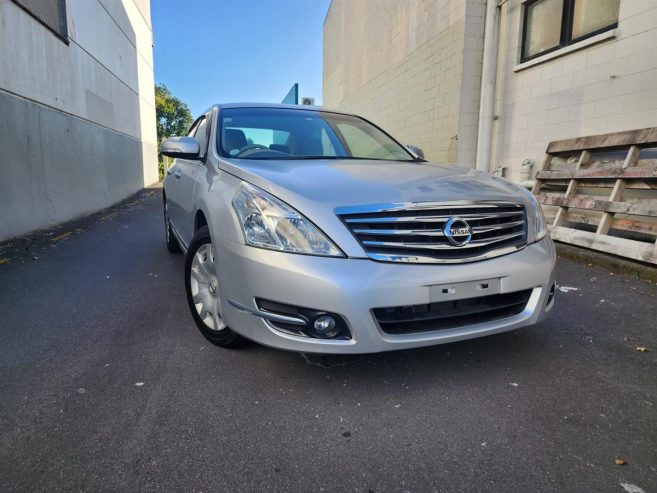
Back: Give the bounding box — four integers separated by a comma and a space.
234, 144, 269, 156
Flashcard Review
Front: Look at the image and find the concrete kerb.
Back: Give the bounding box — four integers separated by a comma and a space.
555, 241, 657, 283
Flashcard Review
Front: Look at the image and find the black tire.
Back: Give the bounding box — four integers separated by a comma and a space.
164, 198, 182, 253
184, 226, 247, 348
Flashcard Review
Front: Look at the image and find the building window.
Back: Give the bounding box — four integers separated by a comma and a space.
11, 0, 68, 43
521, 0, 619, 62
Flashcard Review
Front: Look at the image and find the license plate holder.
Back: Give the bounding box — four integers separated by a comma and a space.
429, 278, 502, 302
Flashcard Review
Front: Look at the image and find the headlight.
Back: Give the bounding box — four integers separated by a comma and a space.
232, 182, 343, 257
520, 187, 548, 242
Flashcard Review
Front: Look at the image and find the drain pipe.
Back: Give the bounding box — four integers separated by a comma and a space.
475, 0, 501, 172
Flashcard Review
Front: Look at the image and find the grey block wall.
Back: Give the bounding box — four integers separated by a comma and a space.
0, 91, 146, 241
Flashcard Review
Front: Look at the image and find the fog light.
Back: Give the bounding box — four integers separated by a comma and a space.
313, 315, 338, 338
255, 298, 351, 340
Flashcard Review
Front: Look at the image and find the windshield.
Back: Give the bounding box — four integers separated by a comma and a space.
218, 107, 416, 161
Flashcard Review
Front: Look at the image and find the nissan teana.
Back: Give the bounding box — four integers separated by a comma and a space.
161, 104, 555, 353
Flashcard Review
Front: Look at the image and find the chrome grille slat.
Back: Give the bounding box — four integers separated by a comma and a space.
361, 231, 525, 250
471, 220, 526, 233
352, 228, 446, 236
355, 220, 526, 237
343, 211, 524, 223
337, 201, 528, 264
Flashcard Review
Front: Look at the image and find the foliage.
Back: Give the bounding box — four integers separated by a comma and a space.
155, 84, 193, 179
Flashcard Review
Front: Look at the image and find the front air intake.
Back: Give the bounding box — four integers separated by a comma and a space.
373, 289, 533, 334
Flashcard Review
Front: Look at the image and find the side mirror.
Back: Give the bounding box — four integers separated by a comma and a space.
406, 145, 425, 159
161, 136, 200, 159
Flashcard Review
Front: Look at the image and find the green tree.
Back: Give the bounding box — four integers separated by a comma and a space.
155, 83, 193, 178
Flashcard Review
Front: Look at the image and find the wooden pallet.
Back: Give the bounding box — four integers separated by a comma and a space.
532, 127, 657, 265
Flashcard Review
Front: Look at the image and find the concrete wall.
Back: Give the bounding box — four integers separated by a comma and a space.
493, 0, 657, 181
323, 0, 486, 165
0, 0, 157, 241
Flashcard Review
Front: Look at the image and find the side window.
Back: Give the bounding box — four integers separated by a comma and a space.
193, 117, 209, 159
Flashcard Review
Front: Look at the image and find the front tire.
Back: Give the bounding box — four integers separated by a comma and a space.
184, 226, 247, 348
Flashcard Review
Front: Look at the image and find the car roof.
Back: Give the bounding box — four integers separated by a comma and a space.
201, 102, 356, 117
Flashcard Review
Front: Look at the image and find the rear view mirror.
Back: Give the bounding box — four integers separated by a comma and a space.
161, 136, 200, 159
406, 144, 425, 159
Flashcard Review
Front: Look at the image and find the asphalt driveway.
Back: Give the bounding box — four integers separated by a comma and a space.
0, 186, 655, 492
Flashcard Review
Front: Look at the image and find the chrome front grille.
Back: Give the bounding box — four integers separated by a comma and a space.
337, 202, 527, 263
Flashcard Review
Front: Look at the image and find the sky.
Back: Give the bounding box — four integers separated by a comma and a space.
151, 0, 332, 117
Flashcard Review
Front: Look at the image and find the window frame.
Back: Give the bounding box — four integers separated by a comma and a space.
520, 0, 619, 63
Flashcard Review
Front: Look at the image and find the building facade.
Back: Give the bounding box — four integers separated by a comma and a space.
323, 0, 657, 182
0, 0, 158, 241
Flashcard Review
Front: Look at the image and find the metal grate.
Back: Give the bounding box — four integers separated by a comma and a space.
337, 202, 527, 263
373, 289, 533, 335
12, 0, 68, 42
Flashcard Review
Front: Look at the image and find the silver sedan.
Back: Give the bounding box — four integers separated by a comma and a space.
161, 104, 555, 354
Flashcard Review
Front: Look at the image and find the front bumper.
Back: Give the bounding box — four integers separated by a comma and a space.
216, 236, 556, 354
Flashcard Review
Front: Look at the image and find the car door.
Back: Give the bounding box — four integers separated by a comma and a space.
166, 114, 211, 247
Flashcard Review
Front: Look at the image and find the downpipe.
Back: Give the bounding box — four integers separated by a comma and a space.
475, 0, 501, 172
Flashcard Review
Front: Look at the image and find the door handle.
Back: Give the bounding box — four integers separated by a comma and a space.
174, 170, 182, 179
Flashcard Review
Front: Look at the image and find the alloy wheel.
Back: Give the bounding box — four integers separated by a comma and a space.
189, 243, 226, 331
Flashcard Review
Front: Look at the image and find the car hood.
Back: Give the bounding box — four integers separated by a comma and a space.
220, 158, 526, 209
218, 158, 531, 257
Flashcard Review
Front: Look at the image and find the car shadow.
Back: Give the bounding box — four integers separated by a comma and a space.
239, 323, 553, 388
